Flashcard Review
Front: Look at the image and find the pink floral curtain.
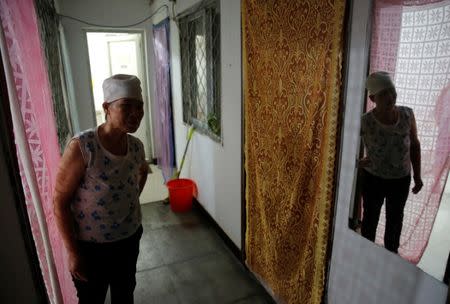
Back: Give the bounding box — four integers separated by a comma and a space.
0, 0, 76, 302
368, 0, 450, 263
370, 1, 403, 77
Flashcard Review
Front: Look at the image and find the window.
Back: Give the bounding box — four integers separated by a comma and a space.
179, 1, 221, 141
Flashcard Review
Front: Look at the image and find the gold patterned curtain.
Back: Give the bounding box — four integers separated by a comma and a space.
242, 1, 346, 303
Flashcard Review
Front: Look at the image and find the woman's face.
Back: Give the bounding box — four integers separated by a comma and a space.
104, 98, 144, 133
371, 87, 397, 111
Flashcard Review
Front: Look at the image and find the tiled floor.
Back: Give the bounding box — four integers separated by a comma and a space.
139, 165, 169, 204
109, 201, 274, 304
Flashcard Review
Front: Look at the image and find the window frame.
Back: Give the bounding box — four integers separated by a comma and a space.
179, 0, 221, 142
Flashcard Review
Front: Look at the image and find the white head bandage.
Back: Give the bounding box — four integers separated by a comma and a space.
365, 71, 395, 96
102, 74, 143, 103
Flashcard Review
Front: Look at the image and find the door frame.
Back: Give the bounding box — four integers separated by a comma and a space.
84, 29, 154, 161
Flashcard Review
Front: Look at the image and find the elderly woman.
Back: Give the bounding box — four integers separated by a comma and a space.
359, 71, 423, 253
54, 74, 149, 303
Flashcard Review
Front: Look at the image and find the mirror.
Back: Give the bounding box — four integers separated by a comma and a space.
348, 0, 450, 283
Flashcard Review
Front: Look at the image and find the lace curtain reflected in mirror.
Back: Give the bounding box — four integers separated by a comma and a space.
348, 0, 450, 283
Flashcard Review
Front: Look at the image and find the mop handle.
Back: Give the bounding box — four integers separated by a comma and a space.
175, 126, 195, 179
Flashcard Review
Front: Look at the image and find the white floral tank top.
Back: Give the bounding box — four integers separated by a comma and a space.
70, 127, 145, 243
361, 106, 413, 179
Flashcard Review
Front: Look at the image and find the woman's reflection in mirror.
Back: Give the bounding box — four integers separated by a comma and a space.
359, 71, 423, 253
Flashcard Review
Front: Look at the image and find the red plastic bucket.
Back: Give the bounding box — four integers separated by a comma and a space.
166, 178, 196, 212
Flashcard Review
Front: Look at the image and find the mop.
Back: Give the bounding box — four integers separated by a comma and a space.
172, 126, 195, 179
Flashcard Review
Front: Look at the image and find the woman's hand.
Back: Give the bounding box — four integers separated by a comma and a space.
358, 157, 372, 168
68, 251, 88, 282
412, 176, 423, 194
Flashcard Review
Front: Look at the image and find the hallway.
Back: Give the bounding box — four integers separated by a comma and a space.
117, 202, 274, 304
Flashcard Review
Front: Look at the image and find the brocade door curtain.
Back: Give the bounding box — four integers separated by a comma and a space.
0, 0, 77, 302
243, 0, 346, 303
368, 0, 450, 263
152, 18, 176, 182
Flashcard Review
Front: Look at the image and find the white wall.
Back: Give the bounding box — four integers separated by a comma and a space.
158, 0, 243, 248
327, 1, 448, 303
58, 0, 243, 248
57, 0, 155, 135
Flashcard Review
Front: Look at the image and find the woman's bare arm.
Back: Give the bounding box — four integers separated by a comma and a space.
53, 139, 87, 281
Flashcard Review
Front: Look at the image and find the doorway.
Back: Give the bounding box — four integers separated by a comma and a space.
86, 31, 168, 203
86, 31, 152, 161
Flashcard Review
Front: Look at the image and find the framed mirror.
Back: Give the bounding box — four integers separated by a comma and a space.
348, 0, 450, 283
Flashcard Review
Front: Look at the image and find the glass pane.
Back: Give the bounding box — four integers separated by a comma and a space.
189, 17, 208, 122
